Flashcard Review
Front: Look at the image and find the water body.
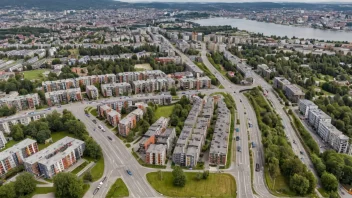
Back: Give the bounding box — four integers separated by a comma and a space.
192, 17, 352, 42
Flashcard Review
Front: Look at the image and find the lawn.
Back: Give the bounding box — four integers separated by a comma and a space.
146, 172, 236, 197
317, 188, 330, 197
72, 161, 89, 175
106, 178, 129, 198
23, 69, 49, 80
38, 131, 76, 150
79, 184, 90, 198
29, 187, 55, 197
90, 109, 98, 117
86, 157, 105, 182
1, 139, 20, 151
264, 167, 296, 197
155, 105, 175, 120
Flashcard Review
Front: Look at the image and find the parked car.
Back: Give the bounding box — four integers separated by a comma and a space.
237, 146, 241, 152
236, 136, 240, 141
107, 136, 112, 140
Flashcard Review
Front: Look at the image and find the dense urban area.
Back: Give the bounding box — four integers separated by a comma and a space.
0, 1, 351, 198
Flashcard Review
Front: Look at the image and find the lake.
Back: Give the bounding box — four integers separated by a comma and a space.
192, 17, 352, 42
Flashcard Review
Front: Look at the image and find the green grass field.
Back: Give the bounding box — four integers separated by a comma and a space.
86, 157, 105, 182
38, 131, 76, 150
264, 167, 296, 197
155, 105, 175, 120
146, 172, 236, 197
106, 178, 129, 198
29, 187, 55, 197
23, 69, 49, 80
72, 161, 89, 175
1, 139, 20, 151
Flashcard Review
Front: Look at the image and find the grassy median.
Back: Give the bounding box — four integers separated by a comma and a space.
106, 178, 129, 198
146, 172, 236, 197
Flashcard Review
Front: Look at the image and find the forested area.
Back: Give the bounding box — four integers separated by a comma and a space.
246, 87, 316, 196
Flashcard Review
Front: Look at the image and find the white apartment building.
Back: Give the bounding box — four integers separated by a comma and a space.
298, 99, 318, 118
308, 109, 332, 129
328, 132, 349, 154
0, 131, 7, 149
0, 112, 47, 133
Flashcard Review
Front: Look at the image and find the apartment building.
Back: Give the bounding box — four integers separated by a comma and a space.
98, 104, 112, 118
145, 144, 167, 165
132, 78, 175, 94
86, 85, 99, 100
107, 110, 121, 127
42, 79, 76, 92
179, 77, 211, 90
273, 77, 291, 90
0, 93, 40, 111
298, 99, 318, 118
284, 84, 305, 103
117, 70, 166, 83
209, 99, 231, 166
139, 117, 169, 152
173, 96, 204, 167
0, 139, 38, 175
257, 64, 273, 79
308, 109, 332, 129
0, 131, 7, 149
118, 108, 144, 136
101, 83, 131, 97
24, 137, 85, 178
97, 95, 172, 115
45, 88, 82, 106
156, 128, 176, 155
328, 131, 349, 154
0, 111, 47, 133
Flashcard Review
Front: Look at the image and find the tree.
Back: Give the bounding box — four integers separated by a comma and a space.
53, 172, 83, 198
10, 125, 24, 141
321, 172, 338, 192
84, 138, 102, 160
83, 171, 93, 182
121, 107, 127, 114
146, 107, 155, 124
342, 166, 352, 184
289, 174, 309, 195
36, 129, 51, 143
202, 170, 209, 179
66, 120, 86, 137
14, 172, 36, 196
0, 182, 16, 198
268, 157, 280, 179
172, 166, 186, 187
170, 87, 177, 96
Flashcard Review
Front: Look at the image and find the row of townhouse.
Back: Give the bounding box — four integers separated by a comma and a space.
97, 95, 172, 116
172, 96, 214, 167
132, 78, 175, 94
0, 139, 39, 175
101, 83, 131, 97
179, 76, 211, 90
0, 111, 47, 134
45, 88, 82, 106
24, 137, 85, 178
273, 77, 305, 103
0, 93, 40, 111
209, 99, 231, 166
118, 108, 144, 137
299, 99, 350, 154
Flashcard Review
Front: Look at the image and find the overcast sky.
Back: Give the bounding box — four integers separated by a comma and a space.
119, 0, 352, 3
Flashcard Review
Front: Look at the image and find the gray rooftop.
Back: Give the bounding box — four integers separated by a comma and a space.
0, 139, 37, 160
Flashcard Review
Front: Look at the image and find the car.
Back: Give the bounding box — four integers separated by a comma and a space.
126, 169, 132, 176
244, 112, 246, 114
102, 128, 106, 132
300, 151, 304, 155
234, 91, 236, 93
293, 140, 296, 144
92, 119, 97, 124
98, 125, 102, 129
255, 163, 260, 172
107, 136, 112, 140
236, 136, 240, 141
237, 146, 241, 152
240, 99, 242, 102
